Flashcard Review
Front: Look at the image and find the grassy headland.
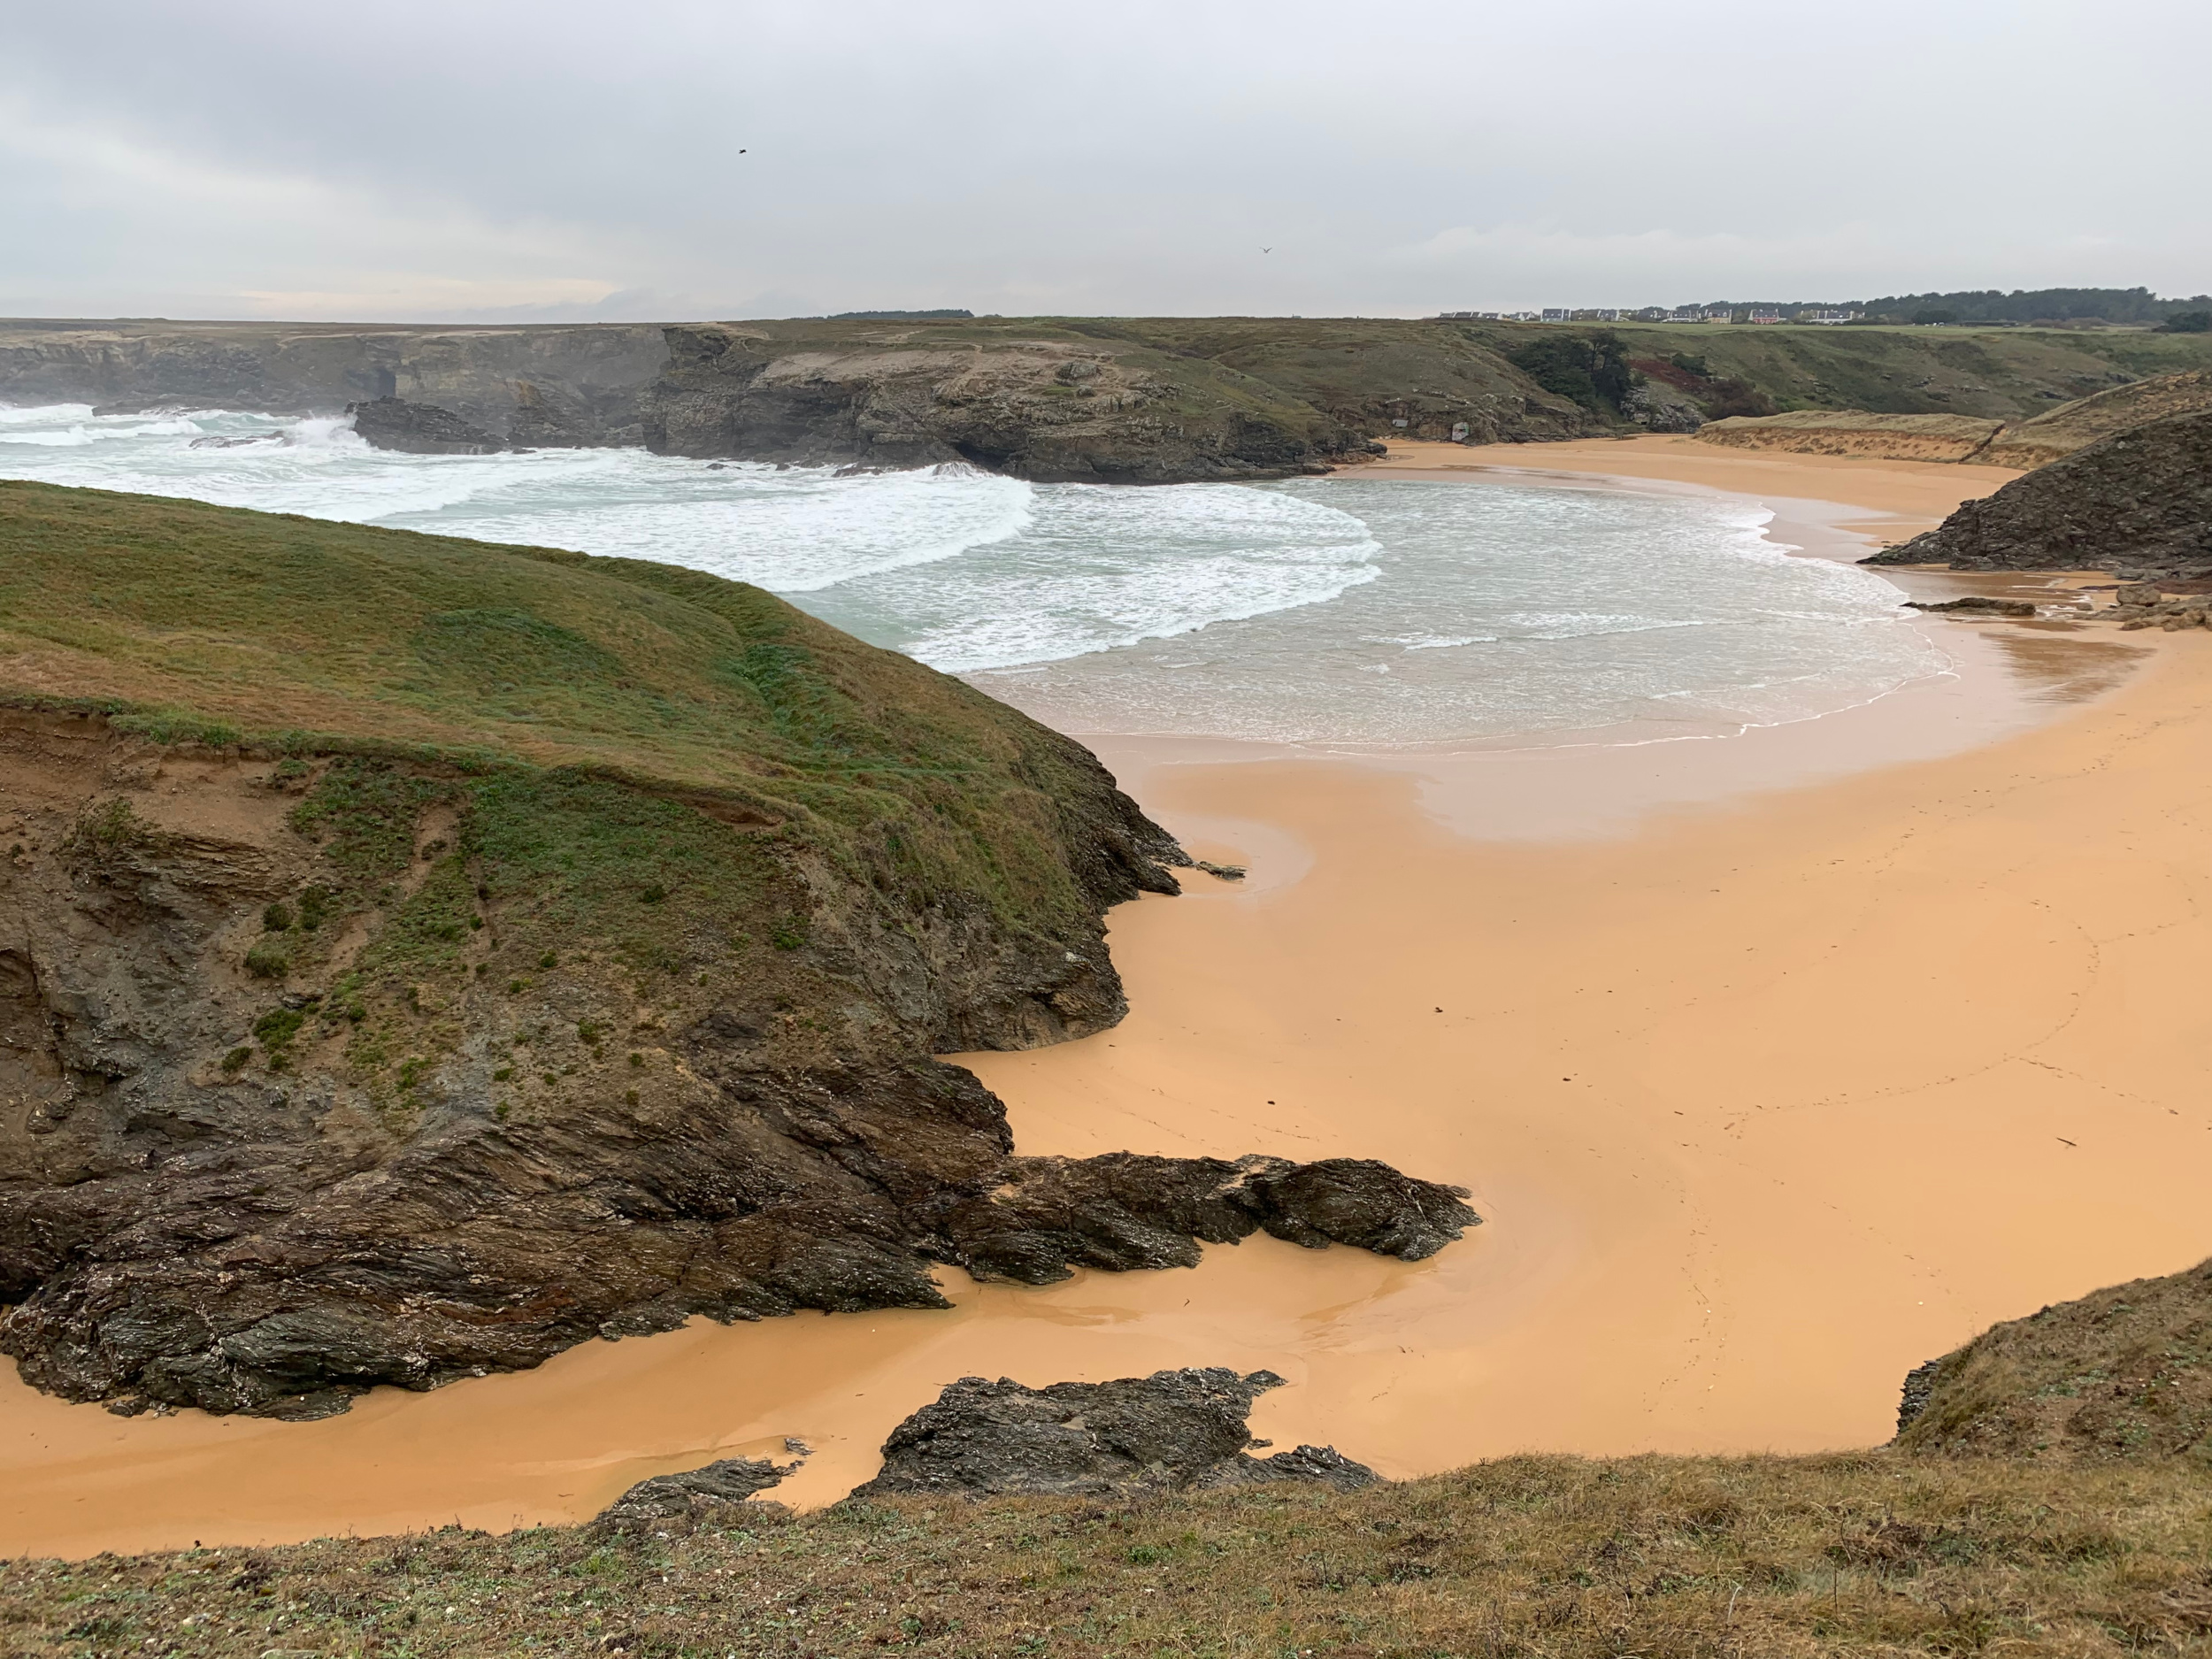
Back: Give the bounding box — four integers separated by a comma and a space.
0, 481, 1207, 1422
4, 1455, 2208, 1656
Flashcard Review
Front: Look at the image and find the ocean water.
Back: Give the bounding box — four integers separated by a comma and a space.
0, 403, 1946, 747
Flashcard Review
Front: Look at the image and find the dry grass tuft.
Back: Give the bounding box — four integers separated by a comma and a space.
6, 1454, 2212, 1657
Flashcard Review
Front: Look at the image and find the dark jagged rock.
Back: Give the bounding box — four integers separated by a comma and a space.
925, 1154, 1479, 1285
593, 1456, 795, 1535
849, 1369, 1379, 1500
0, 487, 1479, 1419
1903, 596, 2039, 617
1896, 1357, 1945, 1436
346, 396, 507, 455
1867, 410, 2212, 580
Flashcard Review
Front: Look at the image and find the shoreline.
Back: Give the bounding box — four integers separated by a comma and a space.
4, 438, 2206, 1561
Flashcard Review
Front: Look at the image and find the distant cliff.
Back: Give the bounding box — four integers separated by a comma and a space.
5, 314, 2210, 485
0, 319, 668, 446
639, 324, 1376, 482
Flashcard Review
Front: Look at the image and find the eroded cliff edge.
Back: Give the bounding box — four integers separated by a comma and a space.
0, 481, 1475, 1420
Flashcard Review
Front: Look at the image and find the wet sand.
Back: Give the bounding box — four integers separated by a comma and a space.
6, 446, 2208, 1560
1356, 434, 2026, 549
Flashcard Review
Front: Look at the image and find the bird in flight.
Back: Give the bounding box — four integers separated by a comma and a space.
1261, 246, 1272, 253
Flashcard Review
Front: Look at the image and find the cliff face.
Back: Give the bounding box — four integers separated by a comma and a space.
7, 315, 2209, 485
1866, 410, 2212, 577
0, 321, 670, 446
641, 326, 1369, 481
0, 483, 1476, 1420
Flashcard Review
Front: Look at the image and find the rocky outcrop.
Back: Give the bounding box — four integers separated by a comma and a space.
641, 328, 1366, 482
593, 1455, 796, 1535
1866, 411, 2212, 579
923, 1154, 1478, 1284
346, 396, 506, 455
0, 806, 1476, 1419
2101, 593, 2212, 631
1896, 1255, 2212, 1462
1902, 596, 2039, 618
0, 486, 1479, 1421
1621, 381, 1703, 433
850, 1369, 1379, 1500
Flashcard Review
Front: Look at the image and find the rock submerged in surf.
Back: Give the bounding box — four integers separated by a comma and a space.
345, 394, 508, 455
849, 1369, 1379, 1501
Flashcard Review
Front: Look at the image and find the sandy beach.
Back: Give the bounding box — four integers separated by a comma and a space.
4, 442, 2207, 1560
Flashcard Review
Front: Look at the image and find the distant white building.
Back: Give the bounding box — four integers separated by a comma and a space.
1704, 308, 1735, 323
1540, 308, 1571, 323
1511, 310, 1541, 322
1748, 310, 1784, 325
1576, 308, 1621, 322
1802, 310, 1863, 326
1667, 310, 1702, 323
1636, 307, 1671, 321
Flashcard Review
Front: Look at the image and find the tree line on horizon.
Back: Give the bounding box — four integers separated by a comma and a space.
1678, 286, 2211, 329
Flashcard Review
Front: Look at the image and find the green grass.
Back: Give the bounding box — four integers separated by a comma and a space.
0, 478, 1130, 941
5, 1455, 2210, 1657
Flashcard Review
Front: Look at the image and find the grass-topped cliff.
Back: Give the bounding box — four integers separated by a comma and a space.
0, 477, 1171, 965
10, 316, 2212, 480
0, 482, 1472, 1421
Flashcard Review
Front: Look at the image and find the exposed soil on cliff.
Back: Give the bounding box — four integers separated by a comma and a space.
0, 483, 1472, 1421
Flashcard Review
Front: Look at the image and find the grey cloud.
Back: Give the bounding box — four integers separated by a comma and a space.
1, 0, 2206, 321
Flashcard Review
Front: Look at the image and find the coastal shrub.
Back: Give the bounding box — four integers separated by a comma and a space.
2162, 310, 2212, 334
1701, 376, 1779, 419
252, 1007, 305, 1055
262, 901, 293, 932
244, 937, 289, 979
1507, 332, 1637, 414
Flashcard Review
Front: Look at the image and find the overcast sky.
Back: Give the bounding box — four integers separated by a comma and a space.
3, 0, 2206, 323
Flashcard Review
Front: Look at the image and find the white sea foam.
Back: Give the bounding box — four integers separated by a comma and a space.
0, 403, 94, 426
0, 401, 1941, 748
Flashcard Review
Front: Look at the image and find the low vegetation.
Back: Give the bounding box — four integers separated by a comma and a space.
1901, 1257, 2212, 1463
0, 477, 1141, 941
5, 1455, 2211, 1657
